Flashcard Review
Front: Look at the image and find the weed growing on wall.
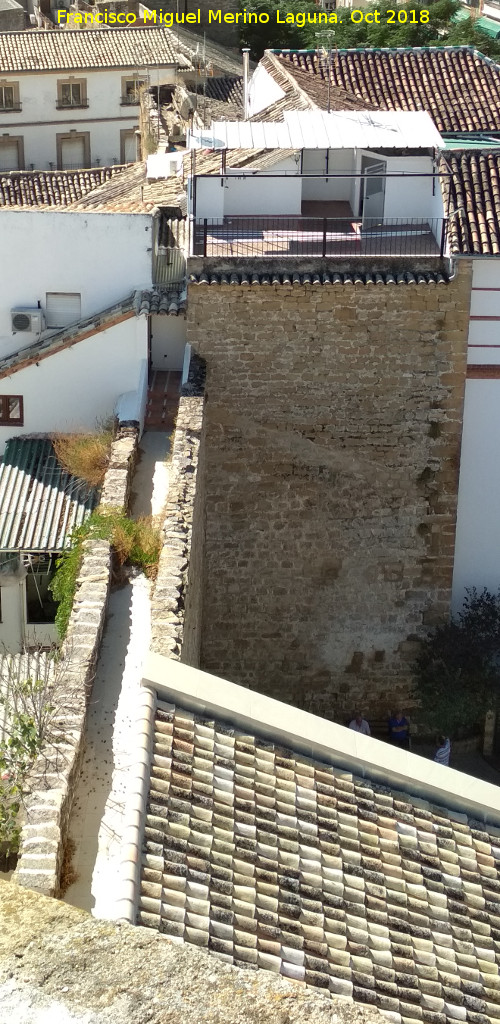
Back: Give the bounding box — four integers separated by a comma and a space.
50, 509, 162, 639
53, 422, 115, 488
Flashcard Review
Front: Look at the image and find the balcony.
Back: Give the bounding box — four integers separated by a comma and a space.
192, 216, 447, 260
120, 96, 140, 106
0, 104, 22, 113
56, 101, 89, 110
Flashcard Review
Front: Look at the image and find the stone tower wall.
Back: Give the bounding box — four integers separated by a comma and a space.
186, 261, 472, 720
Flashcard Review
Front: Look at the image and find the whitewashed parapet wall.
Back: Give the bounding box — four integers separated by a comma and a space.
150, 352, 206, 666
15, 426, 138, 897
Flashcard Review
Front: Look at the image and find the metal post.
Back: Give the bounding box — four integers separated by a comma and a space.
322, 219, 327, 258
440, 219, 446, 259
203, 219, 208, 258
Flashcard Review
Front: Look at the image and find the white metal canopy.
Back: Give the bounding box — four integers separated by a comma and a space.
187, 109, 443, 153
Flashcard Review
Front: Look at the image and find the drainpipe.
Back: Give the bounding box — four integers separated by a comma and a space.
242, 48, 250, 120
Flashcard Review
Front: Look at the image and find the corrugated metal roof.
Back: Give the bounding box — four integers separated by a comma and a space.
0, 438, 97, 553
188, 109, 443, 152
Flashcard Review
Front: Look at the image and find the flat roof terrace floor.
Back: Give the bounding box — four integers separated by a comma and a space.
193, 216, 443, 259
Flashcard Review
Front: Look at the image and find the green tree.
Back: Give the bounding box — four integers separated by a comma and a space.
413, 588, 500, 739
242, 0, 500, 61
0, 676, 53, 853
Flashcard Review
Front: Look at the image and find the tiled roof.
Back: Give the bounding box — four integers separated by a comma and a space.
190, 147, 299, 177
0, 166, 128, 209
138, 700, 500, 1023
0, 163, 187, 213
204, 75, 243, 106
190, 77, 243, 126
271, 47, 500, 134
0, 437, 97, 552
173, 26, 248, 78
442, 151, 500, 255
188, 270, 450, 286
69, 162, 186, 214
135, 287, 186, 316
259, 52, 377, 117
0, 27, 190, 73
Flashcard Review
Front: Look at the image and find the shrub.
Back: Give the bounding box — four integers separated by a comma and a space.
52, 426, 114, 489
50, 509, 162, 639
414, 588, 500, 738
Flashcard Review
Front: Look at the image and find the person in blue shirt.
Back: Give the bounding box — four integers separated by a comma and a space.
388, 710, 410, 749
434, 735, 451, 766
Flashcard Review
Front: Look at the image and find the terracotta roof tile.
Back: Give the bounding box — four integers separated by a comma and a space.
0, 162, 187, 213
139, 701, 500, 1024
442, 151, 500, 255
0, 165, 127, 208
0, 26, 190, 73
270, 47, 500, 134
188, 270, 450, 286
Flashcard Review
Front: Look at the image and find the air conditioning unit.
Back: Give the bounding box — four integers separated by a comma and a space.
11, 308, 45, 333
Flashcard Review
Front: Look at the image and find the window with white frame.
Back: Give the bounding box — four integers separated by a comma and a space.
57, 80, 87, 108
121, 77, 145, 104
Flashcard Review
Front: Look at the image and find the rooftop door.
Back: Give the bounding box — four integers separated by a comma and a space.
361, 156, 386, 228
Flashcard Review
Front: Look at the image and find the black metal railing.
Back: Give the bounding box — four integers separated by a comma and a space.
0, 103, 22, 112
193, 217, 448, 260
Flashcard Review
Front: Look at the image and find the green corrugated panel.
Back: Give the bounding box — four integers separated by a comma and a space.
453, 8, 472, 22
476, 15, 500, 38
0, 438, 98, 553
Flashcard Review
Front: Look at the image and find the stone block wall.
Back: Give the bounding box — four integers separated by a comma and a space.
16, 428, 138, 897
186, 261, 472, 720
150, 353, 206, 666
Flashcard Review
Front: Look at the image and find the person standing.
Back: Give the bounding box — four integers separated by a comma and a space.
434, 735, 451, 766
388, 710, 410, 749
349, 712, 371, 736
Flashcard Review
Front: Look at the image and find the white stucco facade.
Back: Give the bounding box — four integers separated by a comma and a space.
0, 572, 58, 652
247, 64, 284, 118
0, 315, 148, 453
0, 210, 153, 360
452, 259, 500, 611
151, 314, 186, 370
0, 66, 176, 170
191, 151, 443, 227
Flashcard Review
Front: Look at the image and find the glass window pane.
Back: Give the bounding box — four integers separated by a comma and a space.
8, 397, 21, 420
71, 83, 81, 104
61, 84, 71, 104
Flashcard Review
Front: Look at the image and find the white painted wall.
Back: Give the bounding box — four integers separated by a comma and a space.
223, 168, 302, 216
248, 64, 284, 117
195, 175, 224, 222
482, 1, 500, 20
0, 211, 152, 359
193, 158, 301, 220
0, 575, 57, 654
0, 315, 148, 454
151, 314, 186, 370
0, 67, 176, 169
378, 156, 440, 221
452, 378, 500, 610
0, 578, 24, 652
115, 357, 148, 434
301, 149, 354, 202
452, 258, 500, 611
467, 260, 500, 360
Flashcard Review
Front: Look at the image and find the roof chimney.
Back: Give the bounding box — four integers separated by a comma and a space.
242, 48, 250, 120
